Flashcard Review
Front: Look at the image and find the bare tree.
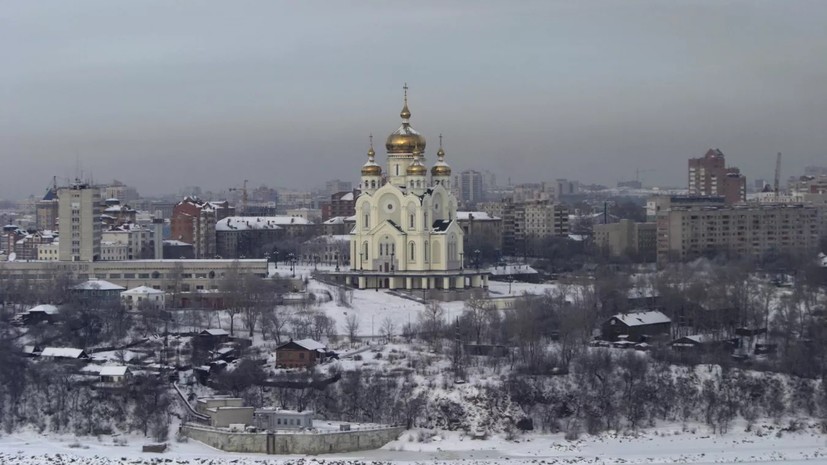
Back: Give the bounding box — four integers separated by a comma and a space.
380, 317, 396, 341
344, 314, 360, 343
420, 300, 445, 351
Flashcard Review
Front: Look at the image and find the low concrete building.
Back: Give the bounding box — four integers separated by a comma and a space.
253, 409, 314, 430
72, 279, 126, 304
196, 397, 255, 427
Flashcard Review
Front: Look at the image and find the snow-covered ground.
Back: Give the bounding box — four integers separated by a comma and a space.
2, 421, 826, 464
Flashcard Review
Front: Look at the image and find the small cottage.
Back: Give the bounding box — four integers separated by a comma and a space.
99, 365, 132, 384
602, 310, 671, 342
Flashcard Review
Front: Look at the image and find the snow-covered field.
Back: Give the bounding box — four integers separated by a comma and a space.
2, 422, 826, 464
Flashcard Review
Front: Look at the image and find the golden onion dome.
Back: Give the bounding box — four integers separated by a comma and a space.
407, 162, 427, 176
431, 162, 451, 176
361, 136, 382, 176
386, 83, 426, 154
386, 129, 426, 154
362, 163, 382, 176
432, 134, 450, 176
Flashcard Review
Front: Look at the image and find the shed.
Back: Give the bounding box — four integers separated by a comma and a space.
602, 310, 671, 342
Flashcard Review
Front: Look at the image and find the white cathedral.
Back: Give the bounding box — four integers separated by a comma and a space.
342, 86, 488, 292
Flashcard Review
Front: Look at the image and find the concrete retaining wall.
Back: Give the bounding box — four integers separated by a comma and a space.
181, 423, 404, 455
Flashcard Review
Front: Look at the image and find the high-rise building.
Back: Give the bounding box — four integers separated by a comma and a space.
688, 148, 746, 204
459, 170, 484, 207
58, 182, 102, 262
594, 219, 657, 261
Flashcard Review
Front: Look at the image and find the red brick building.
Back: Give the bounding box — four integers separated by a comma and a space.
171, 197, 234, 258
688, 149, 746, 205
320, 190, 358, 221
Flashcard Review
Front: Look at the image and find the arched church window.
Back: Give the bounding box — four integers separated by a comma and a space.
409, 241, 415, 262
424, 241, 429, 263
364, 213, 370, 230
363, 241, 369, 261
409, 213, 415, 229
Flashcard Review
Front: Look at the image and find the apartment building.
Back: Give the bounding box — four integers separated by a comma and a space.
594, 219, 657, 261
58, 182, 102, 262
656, 204, 821, 265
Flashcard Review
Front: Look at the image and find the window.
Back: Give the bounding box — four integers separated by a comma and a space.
409, 213, 415, 229
409, 241, 415, 262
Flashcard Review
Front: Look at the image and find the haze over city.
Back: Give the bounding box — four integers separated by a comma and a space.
3, 0, 827, 199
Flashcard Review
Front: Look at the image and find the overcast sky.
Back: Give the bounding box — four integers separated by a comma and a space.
2, 1, 827, 200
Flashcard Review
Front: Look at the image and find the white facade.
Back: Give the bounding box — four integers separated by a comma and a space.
344, 88, 487, 291
37, 242, 60, 261
121, 285, 166, 310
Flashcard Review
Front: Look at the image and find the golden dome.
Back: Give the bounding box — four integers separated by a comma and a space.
407, 162, 427, 176
386, 83, 426, 154
362, 164, 382, 176
431, 163, 451, 176
386, 128, 426, 154
431, 134, 451, 176
362, 136, 382, 176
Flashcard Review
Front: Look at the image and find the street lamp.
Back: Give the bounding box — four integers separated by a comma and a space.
274, 249, 279, 269
288, 252, 296, 277
474, 249, 481, 271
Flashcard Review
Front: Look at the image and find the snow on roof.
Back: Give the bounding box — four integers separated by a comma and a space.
568, 234, 587, 241
819, 252, 827, 267
323, 216, 345, 224
41, 347, 85, 358
293, 338, 326, 351
456, 211, 499, 221
201, 328, 229, 336
122, 286, 164, 295
489, 264, 538, 276
217, 216, 311, 231
305, 235, 350, 244
73, 279, 126, 291
612, 311, 671, 327
340, 192, 354, 201
99, 366, 129, 376
27, 304, 59, 314
163, 239, 192, 246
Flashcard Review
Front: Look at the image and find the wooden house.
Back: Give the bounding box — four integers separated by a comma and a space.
275, 339, 328, 369
602, 310, 671, 342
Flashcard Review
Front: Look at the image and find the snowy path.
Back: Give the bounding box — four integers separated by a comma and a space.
2, 423, 827, 465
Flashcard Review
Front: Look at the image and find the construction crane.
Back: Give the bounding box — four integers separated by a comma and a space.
229, 179, 248, 215
774, 152, 782, 197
